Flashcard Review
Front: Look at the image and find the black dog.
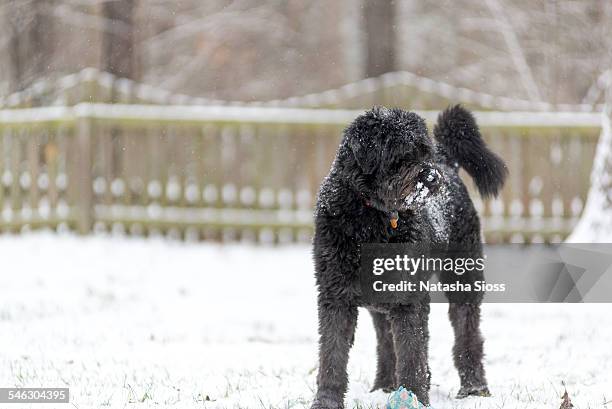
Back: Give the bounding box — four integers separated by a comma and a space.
311, 105, 507, 408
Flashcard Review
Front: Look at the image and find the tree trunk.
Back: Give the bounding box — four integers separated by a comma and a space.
102, 0, 137, 80
567, 75, 612, 242
363, 0, 396, 78
6, 0, 54, 93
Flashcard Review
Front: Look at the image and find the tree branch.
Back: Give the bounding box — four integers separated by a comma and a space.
484, 0, 543, 102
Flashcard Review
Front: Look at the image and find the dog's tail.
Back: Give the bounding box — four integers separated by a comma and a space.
433, 105, 508, 198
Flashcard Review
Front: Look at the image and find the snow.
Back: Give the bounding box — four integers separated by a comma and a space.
404, 182, 430, 208
1, 233, 611, 408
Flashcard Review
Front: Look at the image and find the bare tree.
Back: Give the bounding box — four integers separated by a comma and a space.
483, 0, 542, 102
363, 0, 396, 78
102, 0, 136, 80
2, 0, 612, 104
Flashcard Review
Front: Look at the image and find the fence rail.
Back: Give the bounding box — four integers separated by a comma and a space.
0, 104, 602, 243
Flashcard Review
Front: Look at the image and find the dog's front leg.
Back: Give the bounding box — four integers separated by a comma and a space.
369, 310, 396, 392
311, 302, 358, 409
389, 302, 430, 406
449, 303, 490, 398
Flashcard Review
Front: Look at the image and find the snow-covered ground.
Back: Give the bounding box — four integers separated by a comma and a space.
0, 233, 610, 409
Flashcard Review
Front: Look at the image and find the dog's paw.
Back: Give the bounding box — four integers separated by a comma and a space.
310, 396, 344, 409
370, 380, 396, 393
370, 384, 395, 393
456, 385, 491, 399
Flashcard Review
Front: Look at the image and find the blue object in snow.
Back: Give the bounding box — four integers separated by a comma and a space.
386, 386, 429, 409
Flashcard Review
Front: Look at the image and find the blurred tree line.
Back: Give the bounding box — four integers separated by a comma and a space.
1, 0, 611, 104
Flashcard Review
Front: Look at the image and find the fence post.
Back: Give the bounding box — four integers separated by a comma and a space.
76, 110, 94, 234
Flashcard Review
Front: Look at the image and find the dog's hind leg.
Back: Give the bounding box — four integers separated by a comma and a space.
311, 303, 358, 409
449, 303, 490, 398
441, 238, 491, 398
388, 301, 431, 405
369, 310, 396, 392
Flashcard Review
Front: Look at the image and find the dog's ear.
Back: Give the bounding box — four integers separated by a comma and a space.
348, 134, 380, 174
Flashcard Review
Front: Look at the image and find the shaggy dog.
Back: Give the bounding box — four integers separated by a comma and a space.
311, 105, 507, 408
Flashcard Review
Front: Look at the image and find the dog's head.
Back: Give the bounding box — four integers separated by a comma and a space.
340, 107, 443, 227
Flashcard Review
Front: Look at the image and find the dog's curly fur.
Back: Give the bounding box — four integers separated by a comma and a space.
311, 105, 507, 408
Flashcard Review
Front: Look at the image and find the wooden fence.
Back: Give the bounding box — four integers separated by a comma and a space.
0, 103, 602, 243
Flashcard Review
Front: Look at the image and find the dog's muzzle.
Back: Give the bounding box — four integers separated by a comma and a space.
404, 166, 443, 208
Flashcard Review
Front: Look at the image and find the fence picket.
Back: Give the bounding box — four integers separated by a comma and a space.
75, 116, 93, 234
